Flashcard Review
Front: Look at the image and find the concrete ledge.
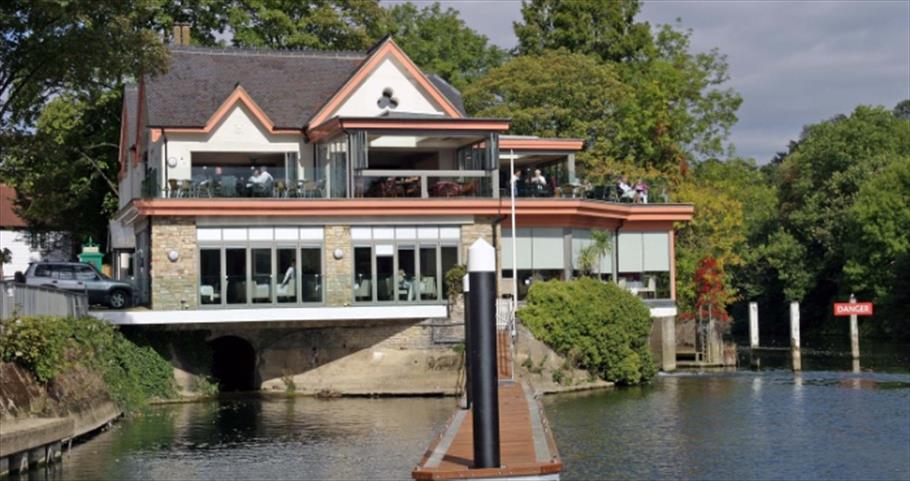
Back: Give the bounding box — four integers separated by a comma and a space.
0, 417, 74, 458
90, 304, 448, 325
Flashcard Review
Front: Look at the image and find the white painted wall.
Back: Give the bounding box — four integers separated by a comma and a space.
158, 104, 305, 181
334, 58, 445, 118
1, 229, 71, 277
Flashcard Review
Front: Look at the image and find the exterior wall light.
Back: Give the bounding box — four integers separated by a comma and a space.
167, 250, 180, 262
167, 156, 178, 168
333, 248, 344, 260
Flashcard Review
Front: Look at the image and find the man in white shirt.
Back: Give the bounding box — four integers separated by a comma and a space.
531, 169, 546, 186
511, 169, 521, 196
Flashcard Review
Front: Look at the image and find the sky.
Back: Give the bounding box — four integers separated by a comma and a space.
392, 0, 910, 163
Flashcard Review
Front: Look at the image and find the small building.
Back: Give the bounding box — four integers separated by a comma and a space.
104, 36, 692, 389
0, 185, 72, 279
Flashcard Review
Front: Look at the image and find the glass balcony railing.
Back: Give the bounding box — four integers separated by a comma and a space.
354, 170, 493, 199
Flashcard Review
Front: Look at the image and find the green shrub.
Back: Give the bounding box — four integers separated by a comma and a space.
517, 277, 656, 385
445, 264, 467, 300
1, 316, 177, 408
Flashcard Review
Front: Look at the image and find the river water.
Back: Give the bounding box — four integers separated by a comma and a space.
17, 346, 910, 481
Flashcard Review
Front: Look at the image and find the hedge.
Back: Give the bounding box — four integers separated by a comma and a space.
517, 277, 656, 385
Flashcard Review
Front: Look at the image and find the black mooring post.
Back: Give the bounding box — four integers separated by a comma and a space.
468, 239, 500, 469
463, 274, 472, 409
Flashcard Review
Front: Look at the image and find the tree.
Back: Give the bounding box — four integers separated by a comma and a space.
894, 99, 910, 120
385, 2, 506, 90
0, 0, 168, 130
226, 0, 389, 51
515, 0, 652, 63
843, 155, 910, 339
672, 180, 744, 317
0, 91, 123, 246
512, 1, 741, 171
464, 50, 630, 169
577, 230, 612, 277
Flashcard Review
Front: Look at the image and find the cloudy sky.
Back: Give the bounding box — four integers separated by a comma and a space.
398, 0, 910, 163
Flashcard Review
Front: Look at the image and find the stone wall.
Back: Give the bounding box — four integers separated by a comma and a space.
150, 217, 197, 310
460, 216, 495, 261
324, 225, 352, 306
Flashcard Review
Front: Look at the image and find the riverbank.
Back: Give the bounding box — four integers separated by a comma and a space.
0, 316, 177, 475
0, 362, 122, 475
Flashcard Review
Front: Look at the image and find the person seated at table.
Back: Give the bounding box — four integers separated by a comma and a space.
618, 175, 637, 202
531, 169, 547, 186
248, 166, 274, 196
634, 178, 649, 204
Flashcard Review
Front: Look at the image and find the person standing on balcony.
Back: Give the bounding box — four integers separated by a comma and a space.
531, 169, 547, 196
634, 178, 649, 204
511, 169, 522, 197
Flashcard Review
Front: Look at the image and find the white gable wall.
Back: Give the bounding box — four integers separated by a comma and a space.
334, 58, 445, 118
160, 104, 305, 181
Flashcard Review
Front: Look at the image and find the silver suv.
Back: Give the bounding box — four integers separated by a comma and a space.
23, 262, 134, 308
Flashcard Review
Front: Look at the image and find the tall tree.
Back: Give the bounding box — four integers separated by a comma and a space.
514, 0, 652, 62
463, 50, 630, 172
0, 0, 168, 130
1, 91, 123, 245
226, 0, 389, 50
512, 0, 741, 171
385, 2, 506, 90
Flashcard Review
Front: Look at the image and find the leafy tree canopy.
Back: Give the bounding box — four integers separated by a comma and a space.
514, 0, 652, 63
0, 91, 122, 243
0, 0, 168, 130
385, 2, 506, 90
226, 0, 389, 50
510, 0, 741, 171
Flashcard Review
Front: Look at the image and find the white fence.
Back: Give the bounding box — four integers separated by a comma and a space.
0, 282, 89, 319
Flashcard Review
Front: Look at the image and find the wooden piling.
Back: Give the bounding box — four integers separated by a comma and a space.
849, 294, 860, 360
749, 302, 760, 369
790, 301, 801, 371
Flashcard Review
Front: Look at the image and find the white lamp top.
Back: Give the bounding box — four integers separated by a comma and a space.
463, 273, 470, 292
467, 238, 496, 273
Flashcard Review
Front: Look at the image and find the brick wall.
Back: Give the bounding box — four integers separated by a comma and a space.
150, 217, 198, 310
324, 225, 352, 306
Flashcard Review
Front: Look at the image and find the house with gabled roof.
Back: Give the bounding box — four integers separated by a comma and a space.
103, 35, 692, 382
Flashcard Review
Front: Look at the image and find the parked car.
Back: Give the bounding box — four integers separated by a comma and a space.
23, 262, 134, 308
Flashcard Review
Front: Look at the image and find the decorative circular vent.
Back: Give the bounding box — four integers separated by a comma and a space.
377, 87, 399, 110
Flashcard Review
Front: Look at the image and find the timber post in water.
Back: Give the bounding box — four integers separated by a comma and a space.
790, 301, 801, 372
849, 293, 860, 360
749, 302, 760, 369
467, 239, 501, 469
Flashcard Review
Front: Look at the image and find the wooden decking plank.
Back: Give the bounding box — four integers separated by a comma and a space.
412, 382, 561, 480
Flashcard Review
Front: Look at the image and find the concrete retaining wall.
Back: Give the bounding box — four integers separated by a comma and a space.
0, 362, 122, 475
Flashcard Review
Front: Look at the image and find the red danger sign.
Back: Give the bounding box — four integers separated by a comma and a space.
834, 302, 873, 317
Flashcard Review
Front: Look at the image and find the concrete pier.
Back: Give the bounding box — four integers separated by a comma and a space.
0, 418, 73, 475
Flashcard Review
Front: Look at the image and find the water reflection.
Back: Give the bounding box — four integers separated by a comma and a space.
19, 395, 453, 481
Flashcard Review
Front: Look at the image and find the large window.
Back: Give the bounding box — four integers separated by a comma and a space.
197, 227, 324, 307
351, 226, 459, 304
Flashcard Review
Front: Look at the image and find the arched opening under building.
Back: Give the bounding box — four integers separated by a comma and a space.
209, 336, 257, 392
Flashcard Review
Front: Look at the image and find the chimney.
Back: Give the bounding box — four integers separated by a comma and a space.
172, 22, 191, 46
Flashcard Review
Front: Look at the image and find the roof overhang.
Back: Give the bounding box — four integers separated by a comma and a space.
500, 137, 585, 152
307, 117, 511, 143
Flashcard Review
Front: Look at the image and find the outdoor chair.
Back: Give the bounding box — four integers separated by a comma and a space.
275, 180, 287, 198
354, 279, 372, 301
167, 179, 180, 198
287, 181, 300, 198
178, 179, 193, 198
